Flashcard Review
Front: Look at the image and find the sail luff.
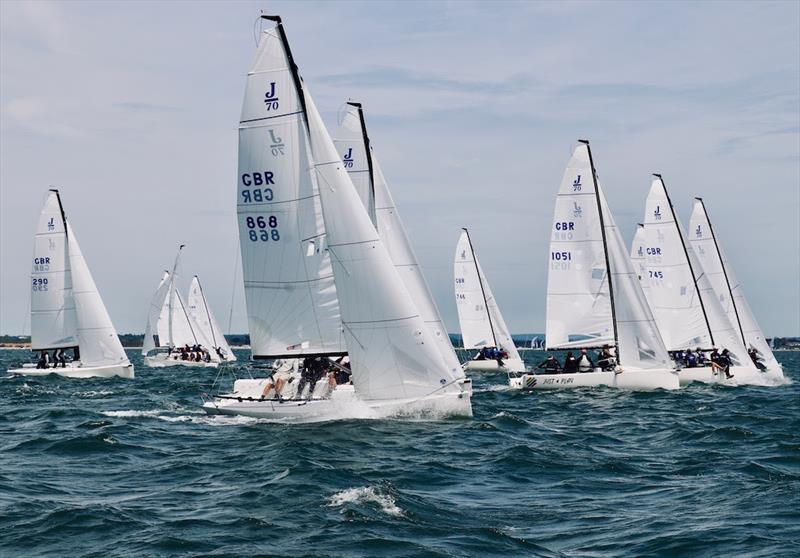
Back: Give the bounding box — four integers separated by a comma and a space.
464, 229, 497, 347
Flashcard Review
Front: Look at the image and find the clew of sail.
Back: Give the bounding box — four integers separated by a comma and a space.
334, 102, 462, 376
688, 199, 780, 369
238, 20, 344, 359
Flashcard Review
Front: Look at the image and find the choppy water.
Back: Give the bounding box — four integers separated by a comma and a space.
1, 349, 798, 557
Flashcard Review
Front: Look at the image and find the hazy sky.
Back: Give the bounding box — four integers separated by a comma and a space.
2, 0, 798, 336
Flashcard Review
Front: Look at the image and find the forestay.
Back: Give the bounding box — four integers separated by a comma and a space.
334, 102, 461, 375
31, 190, 77, 350
545, 143, 614, 350
304, 86, 462, 401
454, 230, 521, 361
66, 223, 129, 367
187, 276, 236, 361
688, 198, 779, 369
238, 22, 344, 358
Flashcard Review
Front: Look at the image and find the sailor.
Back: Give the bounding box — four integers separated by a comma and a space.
577, 349, 594, 372
537, 354, 562, 374
695, 348, 706, 366
54, 348, 66, 368
333, 355, 352, 384
684, 349, 697, 368
748, 348, 767, 371
215, 346, 225, 360
562, 351, 579, 374
596, 345, 616, 371
710, 349, 734, 379
36, 350, 50, 369
295, 357, 320, 399
494, 347, 505, 367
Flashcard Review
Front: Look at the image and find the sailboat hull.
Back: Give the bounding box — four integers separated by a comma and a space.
508, 368, 679, 391
144, 355, 219, 369
202, 381, 473, 421
465, 358, 526, 373
8, 362, 134, 379
679, 364, 786, 386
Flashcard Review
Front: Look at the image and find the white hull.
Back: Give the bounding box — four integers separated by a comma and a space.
8, 362, 134, 379
464, 357, 526, 373
144, 355, 219, 369
509, 368, 679, 391
679, 364, 787, 387
202, 380, 473, 422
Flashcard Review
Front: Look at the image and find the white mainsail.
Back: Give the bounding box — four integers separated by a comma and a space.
31, 190, 77, 350
454, 229, 521, 361
143, 271, 170, 355
334, 102, 461, 375
302, 86, 463, 401
238, 20, 344, 359
66, 223, 129, 367
642, 176, 751, 364
629, 224, 652, 304
546, 142, 670, 370
688, 198, 780, 369
187, 276, 236, 361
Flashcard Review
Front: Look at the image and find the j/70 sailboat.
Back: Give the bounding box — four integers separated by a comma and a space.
9, 190, 133, 379
454, 229, 525, 372
640, 176, 761, 385
510, 142, 679, 390
203, 16, 471, 419
687, 198, 784, 382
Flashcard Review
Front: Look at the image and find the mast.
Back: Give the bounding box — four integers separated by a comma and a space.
583, 140, 620, 363
51, 188, 68, 238
348, 101, 377, 225
194, 275, 218, 347
696, 197, 746, 346
168, 245, 185, 347
262, 15, 309, 135
463, 228, 497, 347
658, 176, 715, 346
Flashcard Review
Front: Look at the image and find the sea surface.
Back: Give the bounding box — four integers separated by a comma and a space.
1, 349, 798, 557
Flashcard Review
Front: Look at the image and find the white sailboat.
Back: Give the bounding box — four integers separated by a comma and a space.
510, 142, 678, 390
687, 198, 784, 381
203, 15, 471, 420
454, 229, 525, 372
641, 176, 760, 385
9, 189, 133, 379
333, 101, 462, 376
142, 247, 219, 368
187, 276, 237, 363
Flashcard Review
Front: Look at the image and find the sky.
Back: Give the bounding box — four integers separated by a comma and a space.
1, 0, 798, 337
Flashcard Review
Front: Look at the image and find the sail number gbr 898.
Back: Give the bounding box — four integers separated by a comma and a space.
245, 215, 280, 242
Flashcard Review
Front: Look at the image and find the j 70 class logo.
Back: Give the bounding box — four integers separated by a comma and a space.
460, 250, 467, 260
572, 175, 582, 192
264, 82, 279, 110
695, 224, 702, 238
47, 217, 55, 231
573, 202, 583, 218
654, 205, 662, 221
342, 147, 354, 168
637, 246, 644, 257
268, 129, 285, 156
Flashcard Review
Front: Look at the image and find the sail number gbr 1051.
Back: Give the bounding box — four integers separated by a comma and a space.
551, 251, 571, 270
245, 215, 280, 242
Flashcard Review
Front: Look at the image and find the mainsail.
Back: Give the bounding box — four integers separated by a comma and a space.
629, 224, 652, 304
334, 102, 461, 375
238, 17, 344, 359
454, 229, 521, 362
688, 198, 780, 369
546, 142, 670, 370
642, 176, 751, 364
187, 276, 236, 361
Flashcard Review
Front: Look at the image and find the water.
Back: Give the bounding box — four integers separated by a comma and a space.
1, 349, 798, 557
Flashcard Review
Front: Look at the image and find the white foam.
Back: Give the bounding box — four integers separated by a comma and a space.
328, 486, 404, 517
101, 410, 162, 418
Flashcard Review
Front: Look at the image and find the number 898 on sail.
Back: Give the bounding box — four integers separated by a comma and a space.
245, 215, 280, 242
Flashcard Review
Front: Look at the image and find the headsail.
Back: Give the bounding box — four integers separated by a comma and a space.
334, 102, 461, 375
143, 271, 170, 355
30, 190, 78, 350
643, 176, 751, 364
238, 16, 344, 359
454, 229, 521, 361
66, 223, 130, 367
688, 198, 780, 369
187, 276, 236, 361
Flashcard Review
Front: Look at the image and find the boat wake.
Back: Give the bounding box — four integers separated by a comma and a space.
328, 486, 405, 518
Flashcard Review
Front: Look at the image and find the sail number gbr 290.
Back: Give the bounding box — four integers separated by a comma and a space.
245, 215, 280, 242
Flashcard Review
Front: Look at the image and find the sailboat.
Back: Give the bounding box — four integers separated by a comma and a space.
687, 198, 784, 381
640, 176, 760, 385
142, 246, 219, 368
510, 142, 678, 390
333, 101, 462, 376
454, 229, 525, 372
187, 276, 237, 363
202, 15, 471, 419
8, 189, 133, 379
